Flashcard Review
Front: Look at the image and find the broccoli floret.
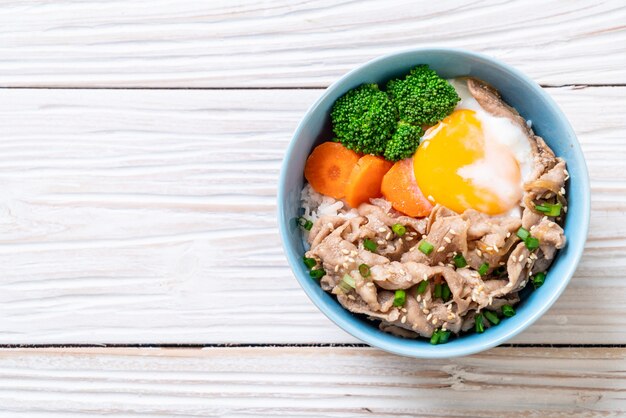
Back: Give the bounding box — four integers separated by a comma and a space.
384, 122, 424, 162
330, 83, 397, 155
386, 65, 460, 126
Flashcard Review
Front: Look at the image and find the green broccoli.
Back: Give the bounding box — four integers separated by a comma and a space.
330, 83, 397, 155
384, 122, 424, 162
386, 65, 460, 126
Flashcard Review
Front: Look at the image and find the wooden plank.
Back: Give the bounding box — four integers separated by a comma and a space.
0, 0, 624, 87
0, 87, 623, 344
0, 347, 623, 417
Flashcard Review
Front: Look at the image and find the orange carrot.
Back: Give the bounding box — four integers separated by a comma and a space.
344, 155, 393, 208
381, 158, 433, 217
304, 142, 360, 199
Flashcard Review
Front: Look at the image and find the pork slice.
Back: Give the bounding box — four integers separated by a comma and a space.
401, 215, 468, 265
336, 293, 401, 323
467, 78, 530, 133
308, 215, 347, 247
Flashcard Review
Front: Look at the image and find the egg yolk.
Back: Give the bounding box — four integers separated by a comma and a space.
413, 109, 522, 215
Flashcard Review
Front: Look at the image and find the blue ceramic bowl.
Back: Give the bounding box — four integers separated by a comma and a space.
278, 48, 590, 358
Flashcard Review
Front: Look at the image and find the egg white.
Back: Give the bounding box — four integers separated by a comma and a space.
447, 78, 533, 217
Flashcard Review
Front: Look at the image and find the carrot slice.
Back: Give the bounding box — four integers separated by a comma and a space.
345, 155, 393, 208
381, 158, 433, 217
304, 142, 360, 199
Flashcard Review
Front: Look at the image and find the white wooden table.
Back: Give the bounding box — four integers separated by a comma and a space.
0, 1, 624, 416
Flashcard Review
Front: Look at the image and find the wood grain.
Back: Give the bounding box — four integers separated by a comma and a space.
0, 0, 624, 87
0, 87, 623, 344
0, 347, 623, 417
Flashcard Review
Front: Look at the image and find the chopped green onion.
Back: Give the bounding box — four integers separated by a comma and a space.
532, 271, 546, 289
434, 283, 442, 299
535, 202, 562, 217
484, 310, 500, 325
363, 238, 377, 252
416, 280, 429, 295
338, 274, 355, 293
392, 223, 406, 237
475, 313, 485, 333
342, 274, 356, 289
418, 240, 434, 255
358, 263, 371, 278
393, 289, 406, 307
525, 236, 540, 251
430, 329, 451, 345
310, 269, 325, 280
438, 329, 451, 344
516, 227, 530, 241
478, 262, 489, 276
452, 253, 467, 268
442, 283, 451, 301
502, 304, 516, 317
302, 257, 316, 269
298, 216, 313, 231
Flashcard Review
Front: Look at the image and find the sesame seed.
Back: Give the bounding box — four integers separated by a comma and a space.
347, 257, 355, 263
378, 227, 387, 233
488, 296, 493, 305
368, 282, 375, 287
560, 187, 566, 195
444, 237, 452, 244
423, 273, 428, 281
442, 323, 448, 331
447, 263, 455, 268
423, 309, 430, 314
506, 232, 511, 238
348, 295, 355, 300
377, 240, 385, 245
476, 249, 483, 257
386, 232, 392, 240
334, 265, 340, 272
428, 195, 435, 203
432, 319, 438, 325
449, 229, 457, 235
485, 246, 493, 252
401, 316, 407, 324
563, 206, 568, 213
437, 246, 445, 253
401, 308, 407, 313
438, 262, 444, 267
426, 313, 433, 320
327, 222, 334, 230
416, 295, 422, 302
342, 263, 349, 269
530, 225, 536, 231
545, 192, 553, 199
350, 250, 358, 256
447, 314, 455, 320
398, 238, 403, 244
499, 261, 505, 266
409, 231, 417, 236
406, 236, 414, 241
493, 244, 499, 252
341, 249, 350, 255
548, 222, 556, 228
410, 246, 416, 252
478, 285, 484, 292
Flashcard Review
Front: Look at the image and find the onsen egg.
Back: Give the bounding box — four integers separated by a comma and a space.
413, 79, 533, 216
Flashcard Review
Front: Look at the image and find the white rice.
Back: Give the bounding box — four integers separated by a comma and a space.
300, 183, 357, 224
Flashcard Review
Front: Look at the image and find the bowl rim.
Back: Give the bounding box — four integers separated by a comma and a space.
277, 47, 591, 358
